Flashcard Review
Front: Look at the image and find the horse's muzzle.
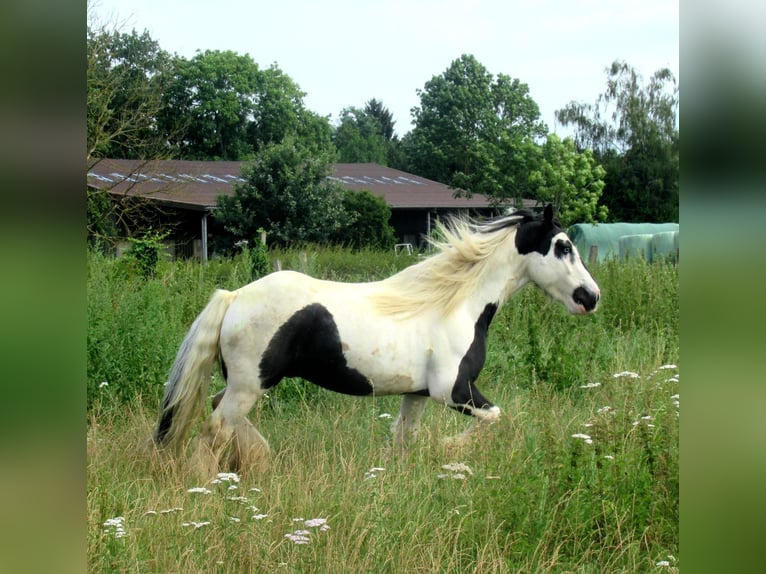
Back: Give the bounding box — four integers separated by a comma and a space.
573, 286, 600, 313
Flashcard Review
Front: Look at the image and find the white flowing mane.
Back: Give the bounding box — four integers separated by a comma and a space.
372, 213, 528, 318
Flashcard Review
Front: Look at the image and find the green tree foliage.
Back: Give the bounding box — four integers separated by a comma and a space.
556, 61, 679, 222
528, 135, 608, 227
364, 98, 396, 142
158, 50, 261, 160
214, 140, 351, 247
158, 52, 333, 160
87, 26, 174, 161
333, 107, 389, 164
331, 189, 396, 250
407, 54, 547, 205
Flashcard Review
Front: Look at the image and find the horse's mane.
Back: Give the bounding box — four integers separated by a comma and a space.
373, 211, 537, 318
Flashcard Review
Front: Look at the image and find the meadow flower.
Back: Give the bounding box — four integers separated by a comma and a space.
99, 381, 109, 388
304, 518, 328, 528
441, 463, 473, 475
252, 513, 268, 520
597, 406, 616, 415
182, 521, 211, 529
613, 371, 640, 379
249, 487, 262, 493
656, 560, 670, 567
187, 487, 212, 494
103, 516, 126, 538
571, 433, 593, 444
159, 507, 184, 514
285, 532, 310, 544
229, 517, 241, 523
378, 413, 392, 419
579, 382, 601, 389
227, 496, 249, 503
604, 455, 615, 460
658, 364, 677, 370
364, 466, 385, 479
212, 472, 240, 484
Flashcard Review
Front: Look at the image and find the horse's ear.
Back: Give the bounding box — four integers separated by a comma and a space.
543, 203, 554, 225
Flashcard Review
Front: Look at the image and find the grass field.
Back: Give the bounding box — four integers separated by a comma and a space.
87, 247, 678, 573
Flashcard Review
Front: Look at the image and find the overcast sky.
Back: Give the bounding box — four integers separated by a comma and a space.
90, 0, 678, 137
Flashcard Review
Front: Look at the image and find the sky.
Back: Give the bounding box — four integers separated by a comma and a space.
90, 0, 678, 138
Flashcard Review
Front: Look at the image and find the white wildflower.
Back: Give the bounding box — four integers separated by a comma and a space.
249, 487, 262, 493
285, 532, 310, 544
229, 517, 241, 523
182, 521, 211, 529
304, 518, 328, 528
378, 413, 392, 419
579, 382, 601, 389
441, 463, 473, 475
613, 371, 640, 379
604, 455, 615, 460
656, 560, 670, 567
103, 516, 126, 538
364, 467, 385, 480
227, 496, 249, 503
144, 510, 158, 516
211, 472, 240, 484
159, 507, 183, 514
597, 405, 616, 415
571, 433, 593, 444
187, 487, 212, 495
252, 513, 268, 520
99, 381, 109, 388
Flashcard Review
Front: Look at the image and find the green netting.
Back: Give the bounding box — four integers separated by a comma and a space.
619, 234, 653, 261
651, 231, 679, 263
567, 222, 679, 262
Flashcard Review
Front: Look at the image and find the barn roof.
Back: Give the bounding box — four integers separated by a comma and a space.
87, 159, 533, 211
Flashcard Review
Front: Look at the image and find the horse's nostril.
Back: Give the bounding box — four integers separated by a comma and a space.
573, 286, 597, 311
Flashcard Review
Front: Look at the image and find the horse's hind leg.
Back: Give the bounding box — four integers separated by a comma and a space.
392, 394, 428, 446
225, 417, 270, 473
190, 384, 266, 479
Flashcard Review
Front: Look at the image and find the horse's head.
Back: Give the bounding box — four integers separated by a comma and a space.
516, 204, 600, 315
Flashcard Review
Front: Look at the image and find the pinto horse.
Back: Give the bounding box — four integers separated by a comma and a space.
153, 204, 599, 477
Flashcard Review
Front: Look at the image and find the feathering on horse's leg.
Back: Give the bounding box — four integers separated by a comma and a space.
226, 418, 270, 473
442, 382, 501, 448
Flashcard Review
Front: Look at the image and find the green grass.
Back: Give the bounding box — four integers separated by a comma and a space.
87, 248, 678, 572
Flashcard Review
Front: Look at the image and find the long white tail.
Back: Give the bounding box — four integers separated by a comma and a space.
154, 289, 237, 453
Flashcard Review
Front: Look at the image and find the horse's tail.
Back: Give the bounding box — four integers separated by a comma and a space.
153, 289, 238, 453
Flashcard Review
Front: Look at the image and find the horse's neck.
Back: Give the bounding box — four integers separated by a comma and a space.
469, 248, 530, 315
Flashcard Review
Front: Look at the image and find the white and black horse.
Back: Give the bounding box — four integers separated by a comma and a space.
153, 204, 600, 477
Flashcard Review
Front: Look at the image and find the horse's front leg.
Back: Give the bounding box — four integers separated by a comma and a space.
443, 381, 501, 447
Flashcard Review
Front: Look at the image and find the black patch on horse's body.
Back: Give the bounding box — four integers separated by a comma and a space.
259, 303, 373, 396
450, 302, 498, 415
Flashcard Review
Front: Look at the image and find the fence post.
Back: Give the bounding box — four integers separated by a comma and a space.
588, 245, 598, 266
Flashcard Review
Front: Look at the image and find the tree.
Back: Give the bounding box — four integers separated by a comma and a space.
214, 140, 351, 248
158, 50, 261, 160
556, 61, 678, 222
333, 106, 389, 164
331, 189, 396, 250
407, 54, 547, 205
528, 135, 608, 227
87, 18, 179, 243
159, 53, 334, 161
364, 98, 396, 142
87, 26, 173, 161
